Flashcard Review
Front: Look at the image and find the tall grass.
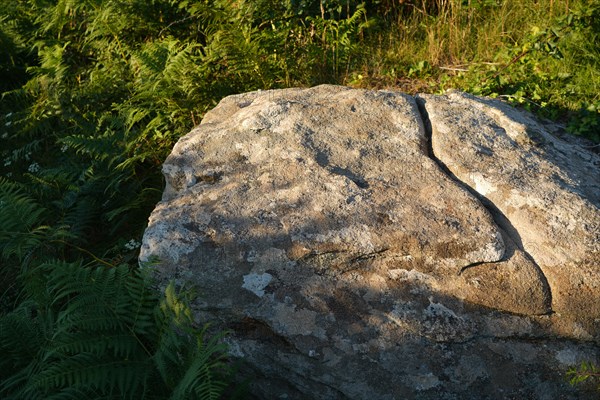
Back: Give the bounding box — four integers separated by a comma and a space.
344, 0, 599, 139
355, 0, 581, 83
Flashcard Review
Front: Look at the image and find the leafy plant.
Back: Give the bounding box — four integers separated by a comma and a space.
305, 4, 373, 81
567, 362, 600, 391
0, 261, 233, 400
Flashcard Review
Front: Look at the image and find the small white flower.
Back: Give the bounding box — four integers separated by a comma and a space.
124, 239, 141, 250
60, 144, 69, 152
28, 162, 40, 173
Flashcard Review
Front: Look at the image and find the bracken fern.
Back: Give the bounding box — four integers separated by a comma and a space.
0, 262, 233, 400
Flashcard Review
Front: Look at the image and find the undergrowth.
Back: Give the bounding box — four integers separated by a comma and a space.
0, 0, 598, 398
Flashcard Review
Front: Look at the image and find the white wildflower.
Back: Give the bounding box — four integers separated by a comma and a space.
28, 162, 40, 173
60, 144, 69, 152
124, 239, 141, 250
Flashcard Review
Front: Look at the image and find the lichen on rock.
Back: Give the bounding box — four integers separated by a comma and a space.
141, 85, 599, 399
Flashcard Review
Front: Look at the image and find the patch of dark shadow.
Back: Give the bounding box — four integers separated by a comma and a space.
315, 150, 329, 168
415, 96, 553, 312
300, 124, 330, 166
324, 288, 371, 324
474, 144, 493, 157
182, 222, 203, 234
458, 260, 489, 276
376, 212, 392, 225
301, 127, 369, 189
525, 127, 549, 146
195, 171, 222, 184
329, 165, 369, 189
549, 171, 588, 197
313, 150, 368, 189
234, 153, 248, 163
188, 240, 224, 269
228, 317, 293, 348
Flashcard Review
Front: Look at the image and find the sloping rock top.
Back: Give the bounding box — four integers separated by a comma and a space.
140, 85, 599, 399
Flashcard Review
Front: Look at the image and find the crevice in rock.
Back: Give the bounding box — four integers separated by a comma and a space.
413, 96, 553, 314
300, 250, 363, 277
457, 260, 488, 276
349, 247, 390, 263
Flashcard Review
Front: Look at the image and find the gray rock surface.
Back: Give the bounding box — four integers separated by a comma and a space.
418, 91, 600, 337
140, 85, 600, 399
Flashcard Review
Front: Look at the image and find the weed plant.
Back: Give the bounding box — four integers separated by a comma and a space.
0, 0, 598, 398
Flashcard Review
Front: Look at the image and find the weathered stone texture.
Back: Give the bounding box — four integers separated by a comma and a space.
418, 91, 600, 336
141, 85, 599, 399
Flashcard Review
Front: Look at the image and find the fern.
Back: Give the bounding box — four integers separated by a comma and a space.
155, 283, 232, 400
0, 261, 234, 399
0, 178, 50, 262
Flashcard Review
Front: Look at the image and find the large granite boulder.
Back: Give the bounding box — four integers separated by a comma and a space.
140, 85, 600, 399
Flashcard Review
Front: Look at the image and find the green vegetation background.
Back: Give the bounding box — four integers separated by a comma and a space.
1, 0, 599, 398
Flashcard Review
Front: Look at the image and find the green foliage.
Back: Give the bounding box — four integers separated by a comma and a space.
0, 261, 232, 400
445, 0, 600, 142
0, 178, 51, 261
567, 361, 600, 390
305, 5, 373, 81
350, 0, 599, 142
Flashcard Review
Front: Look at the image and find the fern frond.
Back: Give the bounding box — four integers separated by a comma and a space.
170, 332, 230, 400
59, 130, 124, 165
38, 386, 98, 400
33, 354, 150, 397
2, 259, 234, 398
42, 0, 86, 35
105, 187, 161, 223
0, 178, 48, 261
0, 299, 54, 399
0, 301, 47, 368
153, 282, 232, 400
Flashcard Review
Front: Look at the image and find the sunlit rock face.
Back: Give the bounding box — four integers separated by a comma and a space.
141, 85, 599, 399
